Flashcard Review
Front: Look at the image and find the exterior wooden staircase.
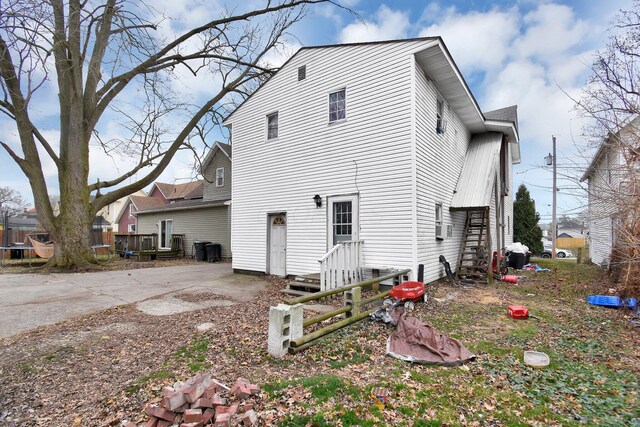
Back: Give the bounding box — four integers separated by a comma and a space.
457, 209, 490, 280
281, 274, 321, 297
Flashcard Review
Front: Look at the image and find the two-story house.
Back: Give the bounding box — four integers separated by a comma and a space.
134, 142, 232, 257
581, 116, 639, 267
224, 37, 520, 288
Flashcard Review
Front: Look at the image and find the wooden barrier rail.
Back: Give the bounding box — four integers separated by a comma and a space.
269, 269, 411, 357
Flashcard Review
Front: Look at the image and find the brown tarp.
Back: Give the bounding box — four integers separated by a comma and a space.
387, 309, 475, 366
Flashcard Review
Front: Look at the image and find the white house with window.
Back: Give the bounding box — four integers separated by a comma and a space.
224, 37, 519, 286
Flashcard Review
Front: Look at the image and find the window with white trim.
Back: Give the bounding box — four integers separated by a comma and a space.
216, 167, 224, 187
329, 89, 346, 122
435, 203, 444, 240
267, 112, 278, 140
129, 203, 134, 217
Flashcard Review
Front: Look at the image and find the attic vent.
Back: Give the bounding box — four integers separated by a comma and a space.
298, 65, 306, 81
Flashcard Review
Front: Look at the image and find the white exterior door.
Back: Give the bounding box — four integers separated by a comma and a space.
328, 195, 359, 247
269, 214, 286, 276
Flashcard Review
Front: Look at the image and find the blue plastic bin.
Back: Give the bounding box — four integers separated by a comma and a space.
587, 295, 637, 309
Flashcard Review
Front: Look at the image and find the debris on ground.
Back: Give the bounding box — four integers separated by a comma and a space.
131, 374, 260, 427
385, 307, 476, 366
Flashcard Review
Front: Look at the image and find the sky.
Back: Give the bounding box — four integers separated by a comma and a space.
0, 0, 633, 225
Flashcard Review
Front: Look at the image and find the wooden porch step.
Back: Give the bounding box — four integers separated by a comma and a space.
280, 288, 313, 297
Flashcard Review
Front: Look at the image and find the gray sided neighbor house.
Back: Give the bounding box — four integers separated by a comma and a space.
135, 142, 232, 258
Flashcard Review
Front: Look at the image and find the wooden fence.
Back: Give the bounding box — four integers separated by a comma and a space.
556, 237, 586, 249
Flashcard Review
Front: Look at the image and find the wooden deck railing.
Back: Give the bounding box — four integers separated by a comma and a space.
318, 240, 364, 291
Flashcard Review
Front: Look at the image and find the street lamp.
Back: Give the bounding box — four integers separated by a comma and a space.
545, 153, 553, 166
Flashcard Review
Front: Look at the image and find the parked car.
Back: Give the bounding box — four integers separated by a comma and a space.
541, 246, 573, 258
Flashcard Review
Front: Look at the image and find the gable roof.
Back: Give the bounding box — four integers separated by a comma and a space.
580, 116, 640, 182
130, 195, 166, 211
152, 181, 204, 201
200, 141, 232, 175
114, 195, 166, 223
450, 132, 503, 210
223, 37, 520, 163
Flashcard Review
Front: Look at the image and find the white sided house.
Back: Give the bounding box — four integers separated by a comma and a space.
225, 37, 520, 289
580, 117, 639, 267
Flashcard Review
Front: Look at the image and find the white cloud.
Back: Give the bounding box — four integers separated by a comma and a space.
339, 5, 410, 43
419, 7, 520, 74
513, 3, 589, 63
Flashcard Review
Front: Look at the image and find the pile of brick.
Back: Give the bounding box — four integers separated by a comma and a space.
126, 374, 260, 427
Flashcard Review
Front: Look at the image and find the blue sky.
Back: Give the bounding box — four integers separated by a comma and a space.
0, 0, 632, 225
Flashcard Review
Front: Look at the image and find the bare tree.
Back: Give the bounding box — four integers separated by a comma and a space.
0, 186, 27, 216
0, 0, 341, 269
577, 2, 640, 294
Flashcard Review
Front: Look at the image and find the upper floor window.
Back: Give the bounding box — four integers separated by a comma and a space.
298, 65, 306, 81
129, 203, 135, 217
435, 203, 444, 240
329, 89, 346, 122
267, 112, 278, 140
436, 99, 446, 134
216, 167, 224, 187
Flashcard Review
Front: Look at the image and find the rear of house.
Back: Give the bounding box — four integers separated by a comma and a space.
225, 37, 519, 286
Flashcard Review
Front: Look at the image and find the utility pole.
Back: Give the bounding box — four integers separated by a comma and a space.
545, 136, 557, 260
552, 136, 557, 260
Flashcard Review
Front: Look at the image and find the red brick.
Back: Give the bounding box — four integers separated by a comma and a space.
213, 412, 230, 427
144, 404, 177, 423
210, 393, 225, 407
191, 397, 212, 409
184, 408, 202, 423
240, 403, 254, 412
157, 421, 172, 427
202, 408, 215, 424
174, 402, 190, 413
163, 387, 187, 411
241, 409, 258, 426
145, 416, 159, 427
215, 405, 230, 415
180, 423, 203, 427
184, 380, 207, 403
124, 422, 138, 427
230, 381, 251, 400
228, 402, 239, 417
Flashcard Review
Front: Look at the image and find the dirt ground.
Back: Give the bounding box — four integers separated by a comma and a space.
0, 261, 638, 426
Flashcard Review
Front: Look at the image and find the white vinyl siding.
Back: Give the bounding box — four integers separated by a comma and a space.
586, 145, 621, 266
414, 63, 470, 283
229, 41, 432, 276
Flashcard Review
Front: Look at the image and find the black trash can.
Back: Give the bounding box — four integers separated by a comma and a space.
508, 252, 526, 270
524, 251, 531, 265
205, 243, 221, 262
194, 241, 211, 261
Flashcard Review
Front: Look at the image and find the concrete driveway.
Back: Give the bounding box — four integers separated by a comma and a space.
0, 263, 267, 338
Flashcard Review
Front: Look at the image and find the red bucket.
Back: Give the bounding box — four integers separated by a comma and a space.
389, 281, 425, 302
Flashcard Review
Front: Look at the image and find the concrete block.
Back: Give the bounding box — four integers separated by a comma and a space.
268, 303, 303, 357
344, 287, 361, 317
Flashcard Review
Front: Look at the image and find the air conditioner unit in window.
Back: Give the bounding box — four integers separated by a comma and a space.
435, 224, 444, 240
